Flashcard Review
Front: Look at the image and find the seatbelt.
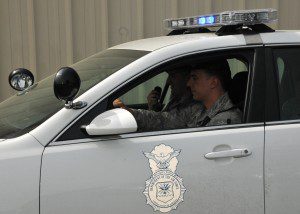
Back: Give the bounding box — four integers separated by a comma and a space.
159, 82, 170, 111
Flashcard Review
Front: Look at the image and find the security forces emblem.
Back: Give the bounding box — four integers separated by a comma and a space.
143, 144, 186, 212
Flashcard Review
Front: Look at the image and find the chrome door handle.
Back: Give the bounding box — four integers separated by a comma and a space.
204, 148, 251, 160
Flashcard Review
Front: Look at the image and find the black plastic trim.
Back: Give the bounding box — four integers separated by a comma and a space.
216, 24, 274, 36
265, 120, 300, 126
167, 27, 212, 35
245, 47, 265, 123
265, 47, 280, 121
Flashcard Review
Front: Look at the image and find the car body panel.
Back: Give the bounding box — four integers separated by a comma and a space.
260, 31, 300, 44
0, 134, 43, 214
265, 123, 300, 214
110, 34, 218, 51
41, 126, 264, 214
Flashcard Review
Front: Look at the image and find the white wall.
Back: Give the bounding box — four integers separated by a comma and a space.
0, 0, 299, 101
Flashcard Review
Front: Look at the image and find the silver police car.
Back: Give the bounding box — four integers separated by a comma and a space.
0, 8, 298, 214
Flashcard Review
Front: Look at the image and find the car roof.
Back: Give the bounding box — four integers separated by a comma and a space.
260, 30, 300, 44
110, 33, 218, 51
110, 30, 300, 52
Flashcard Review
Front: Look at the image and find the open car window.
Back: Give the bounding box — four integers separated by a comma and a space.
119, 71, 171, 109
57, 49, 256, 141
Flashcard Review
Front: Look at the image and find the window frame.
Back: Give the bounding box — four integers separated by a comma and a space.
54, 46, 264, 143
265, 45, 300, 125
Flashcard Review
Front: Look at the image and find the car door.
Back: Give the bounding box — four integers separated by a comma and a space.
40, 48, 265, 214
265, 46, 300, 214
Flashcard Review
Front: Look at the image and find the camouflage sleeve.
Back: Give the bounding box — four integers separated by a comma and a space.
207, 108, 242, 126
130, 109, 187, 132
130, 103, 203, 132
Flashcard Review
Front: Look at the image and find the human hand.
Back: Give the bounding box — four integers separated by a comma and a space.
113, 98, 126, 108
147, 90, 160, 110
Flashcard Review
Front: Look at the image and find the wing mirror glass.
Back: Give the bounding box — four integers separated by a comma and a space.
9, 68, 34, 91
53, 67, 87, 109
82, 108, 137, 136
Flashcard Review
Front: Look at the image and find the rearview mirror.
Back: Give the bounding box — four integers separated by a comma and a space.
82, 108, 137, 136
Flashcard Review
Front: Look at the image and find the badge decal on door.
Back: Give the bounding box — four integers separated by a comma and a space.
143, 144, 186, 213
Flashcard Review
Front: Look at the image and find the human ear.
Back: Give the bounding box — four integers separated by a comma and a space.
209, 76, 219, 89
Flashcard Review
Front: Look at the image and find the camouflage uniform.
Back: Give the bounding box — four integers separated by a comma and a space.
131, 94, 203, 131
162, 94, 195, 112
187, 92, 241, 127
131, 92, 241, 131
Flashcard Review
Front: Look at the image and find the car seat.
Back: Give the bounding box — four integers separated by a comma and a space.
228, 71, 248, 111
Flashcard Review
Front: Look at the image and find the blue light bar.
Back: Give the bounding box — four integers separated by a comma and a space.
164, 8, 277, 30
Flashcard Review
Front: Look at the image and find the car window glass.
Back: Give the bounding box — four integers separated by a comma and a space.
228, 58, 248, 76
277, 57, 285, 84
273, 48, 300, 120
112, 55, 251, 133
120, 72, 170, 106
0, 49, 149, 139
58, 50, 255, 141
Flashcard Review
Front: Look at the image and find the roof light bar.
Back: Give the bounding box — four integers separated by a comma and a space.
164, 8, 278, 30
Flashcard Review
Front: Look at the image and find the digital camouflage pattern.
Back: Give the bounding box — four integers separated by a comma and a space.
162, 94, 196, 112
131, 92, 241, 131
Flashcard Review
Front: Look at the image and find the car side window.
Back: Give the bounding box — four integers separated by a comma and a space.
273, 48, 300, 120
119, 72, 170, 108
111, 51, 253, 133
57, 49, 255, 141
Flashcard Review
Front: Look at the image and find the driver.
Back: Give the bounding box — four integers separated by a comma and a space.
129, 59, 241, 130
113, 67, 203, 131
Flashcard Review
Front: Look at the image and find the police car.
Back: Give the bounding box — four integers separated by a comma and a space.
0, 8, 299, 214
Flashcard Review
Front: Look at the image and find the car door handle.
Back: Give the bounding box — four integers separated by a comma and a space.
204, 148, 251, 160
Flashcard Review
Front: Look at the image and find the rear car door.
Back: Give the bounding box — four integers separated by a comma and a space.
40, 48, 265, 214
265, 46, 300, 214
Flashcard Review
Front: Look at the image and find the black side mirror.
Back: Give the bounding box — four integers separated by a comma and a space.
9, 68, 34, 91
54, 67, 87, 109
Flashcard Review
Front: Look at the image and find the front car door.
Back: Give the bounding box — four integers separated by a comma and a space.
40, 47, 265, 214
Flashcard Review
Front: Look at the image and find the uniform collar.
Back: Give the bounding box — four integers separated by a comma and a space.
206, 92, 234, 118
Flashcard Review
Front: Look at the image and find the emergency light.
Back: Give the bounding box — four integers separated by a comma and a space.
164, 8, 278, 30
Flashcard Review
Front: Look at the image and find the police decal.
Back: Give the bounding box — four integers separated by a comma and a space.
143, 144, 186, 212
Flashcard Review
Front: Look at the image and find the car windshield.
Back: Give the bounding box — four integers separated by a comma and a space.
0, 49, 149, 139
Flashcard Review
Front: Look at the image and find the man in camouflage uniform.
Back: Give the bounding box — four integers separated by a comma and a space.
123, 68, 202, 131
130, 59, 241, 131
147, 68, 202, 113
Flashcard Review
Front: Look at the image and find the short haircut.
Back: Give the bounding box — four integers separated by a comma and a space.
192, 59, 231, 91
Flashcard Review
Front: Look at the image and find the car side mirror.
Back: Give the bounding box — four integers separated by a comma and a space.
9, 68, 34, 91
53, 67, 87, 109
81, 108, 137, 136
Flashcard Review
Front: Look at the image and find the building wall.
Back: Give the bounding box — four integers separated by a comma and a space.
0, 0, 299, 101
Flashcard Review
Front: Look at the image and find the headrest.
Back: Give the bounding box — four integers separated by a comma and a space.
229, 71, 248, 106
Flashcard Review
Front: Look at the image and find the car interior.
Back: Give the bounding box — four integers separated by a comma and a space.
111, 55, 250, 123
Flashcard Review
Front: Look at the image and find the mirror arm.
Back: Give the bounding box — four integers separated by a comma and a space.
80, 125, 89, 136
65, 100, 88, 110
